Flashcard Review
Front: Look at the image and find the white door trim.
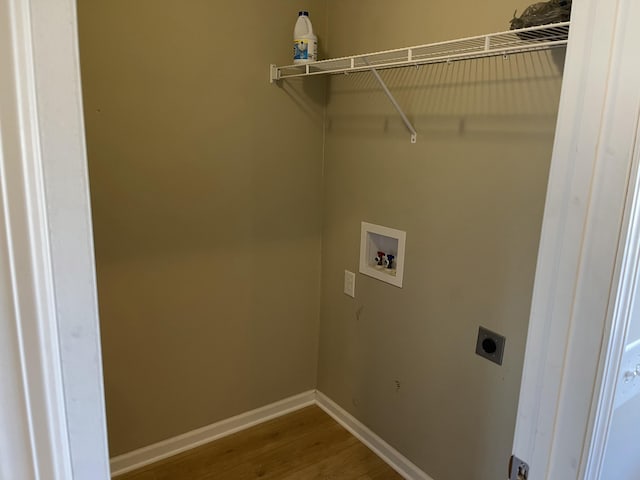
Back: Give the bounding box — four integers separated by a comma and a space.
1, 0, 75, 477
27, 0, 111, 476
0, 0, 110, 478
512, 0, 640, 478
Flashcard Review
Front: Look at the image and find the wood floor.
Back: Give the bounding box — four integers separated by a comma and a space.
114, 405, 403, 480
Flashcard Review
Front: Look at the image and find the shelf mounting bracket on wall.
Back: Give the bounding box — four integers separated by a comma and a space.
365, 58, 417, 144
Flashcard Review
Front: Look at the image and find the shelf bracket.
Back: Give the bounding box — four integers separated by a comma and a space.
269, 64, 279, 84
366, 61, 417, 144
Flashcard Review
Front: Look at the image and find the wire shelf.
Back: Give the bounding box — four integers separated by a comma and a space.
271, 22, 570, 82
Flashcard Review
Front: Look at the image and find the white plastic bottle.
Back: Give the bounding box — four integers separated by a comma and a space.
293, 11, 317, 64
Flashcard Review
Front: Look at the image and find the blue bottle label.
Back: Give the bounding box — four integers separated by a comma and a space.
294, 39, 310, 60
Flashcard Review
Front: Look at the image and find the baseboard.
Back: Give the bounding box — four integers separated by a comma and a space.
110, 389, 432, 480
109, 390, 316, 477
315, 391, 433, 480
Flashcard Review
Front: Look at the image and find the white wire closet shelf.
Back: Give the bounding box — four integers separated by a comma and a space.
271, 22, 570, 81
270, 21, 570, 143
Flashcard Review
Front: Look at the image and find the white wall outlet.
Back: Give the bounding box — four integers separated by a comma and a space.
344, 270, 356, 298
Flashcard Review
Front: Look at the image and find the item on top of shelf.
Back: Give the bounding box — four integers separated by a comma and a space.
510, 0, 571, 31
293, 11, 318, 64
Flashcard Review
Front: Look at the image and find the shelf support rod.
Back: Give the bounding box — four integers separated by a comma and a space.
365, 59, 417, 144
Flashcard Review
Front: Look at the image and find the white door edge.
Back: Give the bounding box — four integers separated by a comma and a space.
582, 111, 640, 479
580, 23, 640, 479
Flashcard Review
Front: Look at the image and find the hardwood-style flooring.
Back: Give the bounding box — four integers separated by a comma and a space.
114, 405, 403, 480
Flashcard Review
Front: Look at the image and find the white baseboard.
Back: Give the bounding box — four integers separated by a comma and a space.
109, 390, 316, 477
110, 389, 432, 480
315, 391, 433, 480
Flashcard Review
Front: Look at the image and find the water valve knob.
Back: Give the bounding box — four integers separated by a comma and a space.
386, 254, 395, 269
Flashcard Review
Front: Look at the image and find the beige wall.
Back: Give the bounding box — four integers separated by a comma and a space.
80, 1, 566, 476
317, 2, 564, 480
78, 1, 327, 456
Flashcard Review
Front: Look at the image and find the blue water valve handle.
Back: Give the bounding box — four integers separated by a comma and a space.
386, 254, 395, 269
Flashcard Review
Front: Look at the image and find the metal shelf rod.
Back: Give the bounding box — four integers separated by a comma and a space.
271, 39, 568, 81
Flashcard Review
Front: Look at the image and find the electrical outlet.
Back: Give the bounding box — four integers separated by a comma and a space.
344, 270, 355, 298
475, 326, 506, 366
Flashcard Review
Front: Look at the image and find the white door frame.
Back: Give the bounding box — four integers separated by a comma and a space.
1, 0, 637, 479
512, 0, 640, 478
0, 0, 109, 479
